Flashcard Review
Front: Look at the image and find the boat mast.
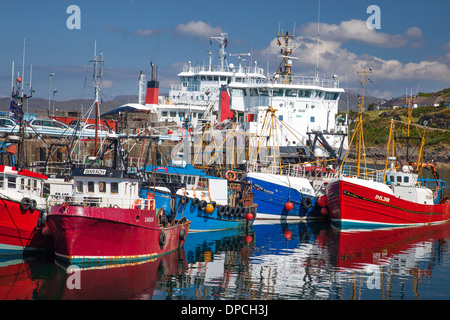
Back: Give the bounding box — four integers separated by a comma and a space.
275, 30, 296, 84
210, 32, 228, 72
355, 67, 372, 177
90, 42, 103, 155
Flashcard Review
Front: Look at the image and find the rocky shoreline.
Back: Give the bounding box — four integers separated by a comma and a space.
346, 146, 450, 168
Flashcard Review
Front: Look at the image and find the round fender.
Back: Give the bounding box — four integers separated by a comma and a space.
199, 200, 207, 211
20, 198, 31, 211
301, 196, 312, 209
191, 198, 200, 207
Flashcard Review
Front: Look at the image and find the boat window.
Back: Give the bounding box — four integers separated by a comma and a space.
99, 182, 106, 193
250, 88, 259, 96
279, 115, 284, 121
397, 176, 402, 183
20, 178, 25, 190
76, 181, 83, 193
324, 92, 340, 100
303, 90, 311, 97
220, 76, 226, 81
34, 179, 38, 191
273, 88, 284, 96
390, 176, 394, 182
179, 112, 185, 119
0, 175, 3, 188
161, 111, 168, 117
111, 182, 118, 194
170, 111, 177, 117
404, 176, 409, 183
285, 89, 297, 97
310, 116, 315, 122
8, 176, 15, 189
88, 181, 95, 193
231, 88, 244, 97
259, 88, 269, 96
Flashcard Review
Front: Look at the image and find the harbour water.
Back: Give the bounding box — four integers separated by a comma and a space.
1, 220, 449, 300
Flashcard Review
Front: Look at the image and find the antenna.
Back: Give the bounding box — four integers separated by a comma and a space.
316, 0, 320, 79
21, 39, 26, 97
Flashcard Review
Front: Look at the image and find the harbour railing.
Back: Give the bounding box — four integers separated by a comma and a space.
47, 193, 147, 210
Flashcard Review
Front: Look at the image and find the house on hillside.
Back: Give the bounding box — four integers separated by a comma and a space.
413, 96, 444, 108
380, 98, 404, 110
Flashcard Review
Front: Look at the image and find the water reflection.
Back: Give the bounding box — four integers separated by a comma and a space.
0, 221, 449, 300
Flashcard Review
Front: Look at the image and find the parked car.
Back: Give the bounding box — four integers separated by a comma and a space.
28, 118, 75, 138
77, 123, 113, 139
0, 117, 19, 136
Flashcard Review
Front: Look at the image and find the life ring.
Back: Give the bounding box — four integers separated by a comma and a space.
199, 200, 207, 211
225, 170, 237, 181
301, 196, 312, 209
191, 198, 200, 207
20, 198, 32, 211
159, 231, 166, 247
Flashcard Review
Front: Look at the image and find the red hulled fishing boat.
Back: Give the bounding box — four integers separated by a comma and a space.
326, 70, 449, 228
42, 51, 190, 266
0, 63, 50, 255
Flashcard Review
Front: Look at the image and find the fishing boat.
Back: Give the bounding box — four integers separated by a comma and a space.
140, 122, 256, 232
141, 162, 256, 232
43, 49, 190, 266
0, 62, 50, 256
326, 69, 449, 228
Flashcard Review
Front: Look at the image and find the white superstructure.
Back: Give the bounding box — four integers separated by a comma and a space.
221, 30, 348, 161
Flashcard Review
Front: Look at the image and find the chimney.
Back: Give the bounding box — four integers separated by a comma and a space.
145, 62, 159, 105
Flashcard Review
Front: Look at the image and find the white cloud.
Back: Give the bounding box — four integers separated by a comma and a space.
299, 19, 423, 48
174, 21, 222, 39
256, 20, 449, 94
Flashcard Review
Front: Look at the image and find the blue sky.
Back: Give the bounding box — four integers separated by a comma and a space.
1, 0, 449, 104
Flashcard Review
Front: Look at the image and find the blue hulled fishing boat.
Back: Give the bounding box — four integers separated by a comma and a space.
140, 163, 256, 232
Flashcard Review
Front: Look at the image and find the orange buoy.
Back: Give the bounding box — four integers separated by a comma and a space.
246, 213, 254, 220
320, 207, 328, 215
205, 203, 215, 213
284, 202, 294, 211
318, 195, 328, 207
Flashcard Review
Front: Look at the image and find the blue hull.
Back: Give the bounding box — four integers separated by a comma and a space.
142, 190, 256, 232
242, 175, 320, 220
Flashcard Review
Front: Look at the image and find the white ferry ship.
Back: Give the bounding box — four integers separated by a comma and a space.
105, 33, 266, 130
218, 30, 347, 162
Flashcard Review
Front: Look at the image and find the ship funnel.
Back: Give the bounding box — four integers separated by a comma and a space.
145, 62, 159, 105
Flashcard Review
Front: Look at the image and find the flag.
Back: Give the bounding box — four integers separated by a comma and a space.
9, 100, 23, 120
277, 39, 281, 46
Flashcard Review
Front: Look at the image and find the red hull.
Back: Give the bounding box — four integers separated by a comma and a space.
45, 206, 190, 265
327, 178, 450, 227
0, 198, 49, 255
328, 222, 450, 270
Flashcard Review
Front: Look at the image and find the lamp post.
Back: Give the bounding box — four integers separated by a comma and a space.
53, 88, 58, 116
48, 73, 54, 116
